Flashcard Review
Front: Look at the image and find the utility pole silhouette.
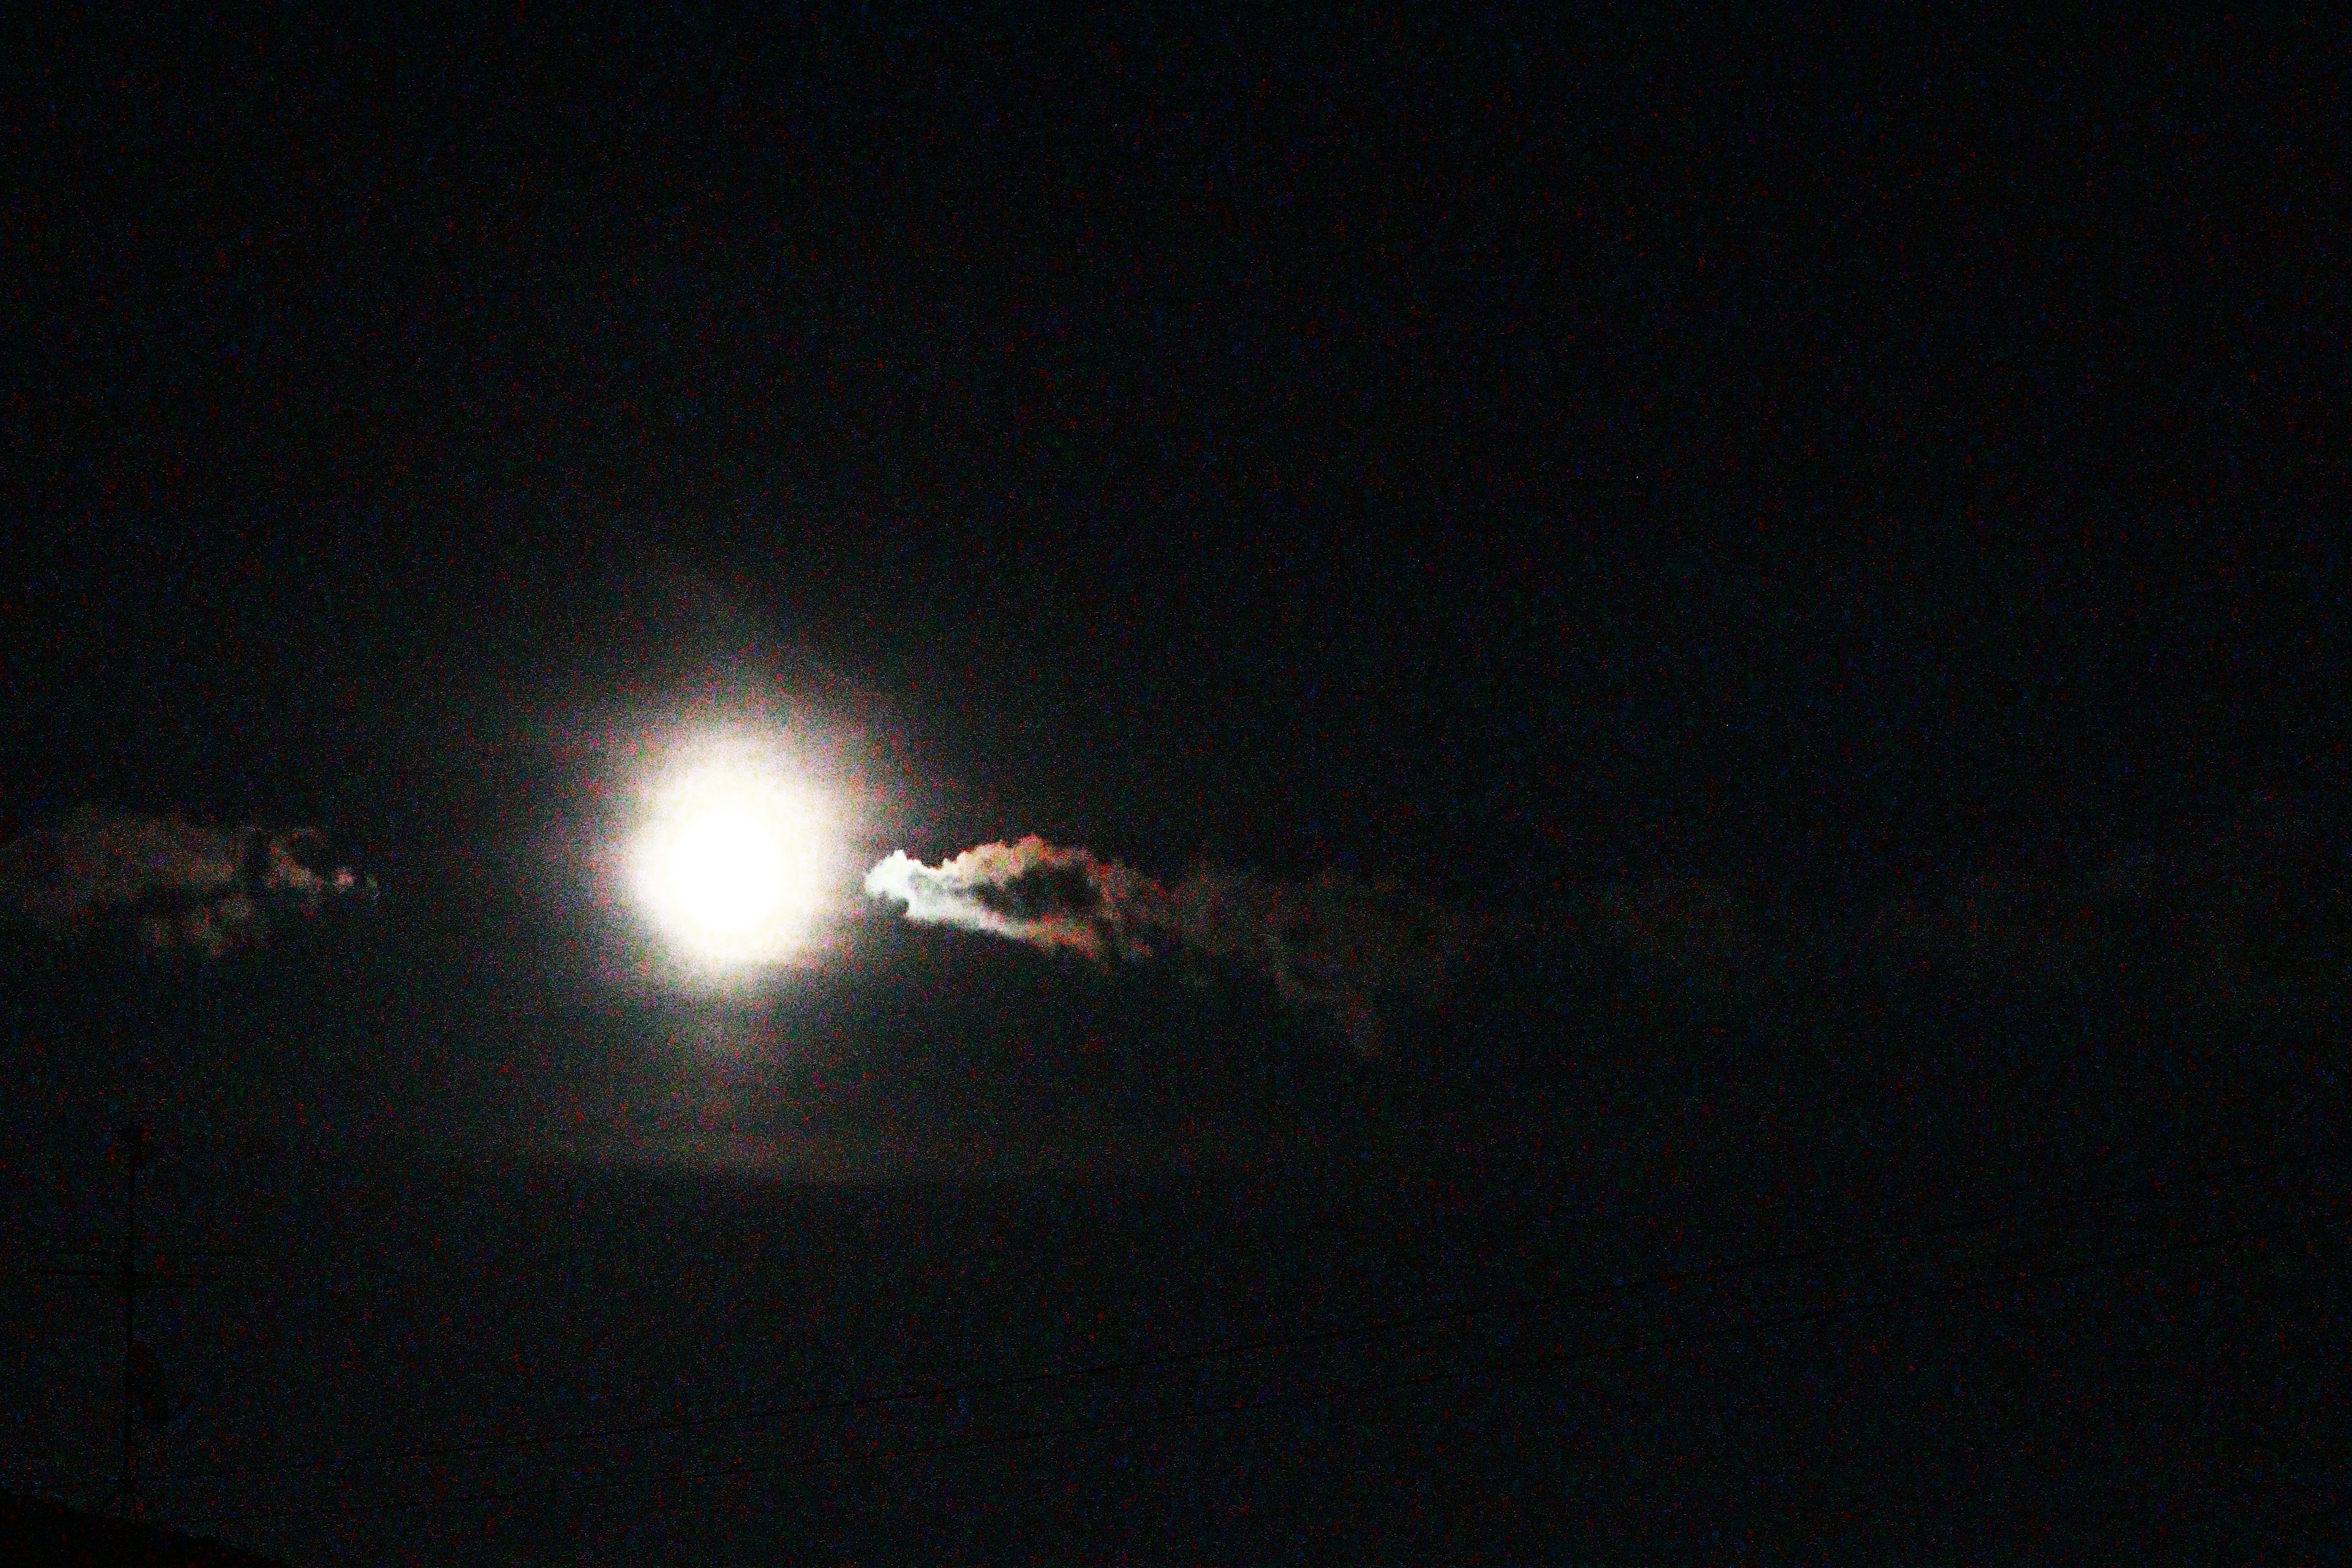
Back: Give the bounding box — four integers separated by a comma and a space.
32, 1122, 236, 1517
116, 1123, 148, 1512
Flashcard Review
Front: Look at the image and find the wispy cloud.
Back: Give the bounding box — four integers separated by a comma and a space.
0, 809, 375, 958
865, 837, 1474, 1053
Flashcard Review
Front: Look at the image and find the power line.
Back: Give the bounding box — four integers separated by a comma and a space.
187, 1195, 2341, 1528
143, 1144, 2329, 1492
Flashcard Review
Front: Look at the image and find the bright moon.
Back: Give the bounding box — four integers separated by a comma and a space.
666, 809, 788, 932
631, 748, 831, 965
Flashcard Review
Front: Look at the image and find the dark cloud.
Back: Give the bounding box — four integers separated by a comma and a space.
1575, 804, 2350, 1026
0, 809, 375, 958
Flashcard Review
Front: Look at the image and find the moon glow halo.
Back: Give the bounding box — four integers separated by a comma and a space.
631, 748, 831, 967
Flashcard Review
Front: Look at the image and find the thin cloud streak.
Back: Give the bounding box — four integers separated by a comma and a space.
865, 837, 1474, 1054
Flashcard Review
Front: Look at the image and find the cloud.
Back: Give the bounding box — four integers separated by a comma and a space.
0, 809, 376, 958
1564, 804, 2351, 1023
863, 838, 1163, 959
867, 809, 2348, 1056
865, 837, 1474, 1052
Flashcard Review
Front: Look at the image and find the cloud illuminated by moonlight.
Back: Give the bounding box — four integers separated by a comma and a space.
865, 836, 1474, 1054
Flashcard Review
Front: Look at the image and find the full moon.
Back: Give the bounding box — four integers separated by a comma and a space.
630, 742, 833, 967
666, 808, 790, 933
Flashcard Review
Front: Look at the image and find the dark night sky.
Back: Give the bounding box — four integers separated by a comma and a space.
7, 7, 2342, 878
2, 8, 2348, 1562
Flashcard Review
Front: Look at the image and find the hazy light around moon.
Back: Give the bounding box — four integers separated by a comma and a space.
630, 739, 832, 968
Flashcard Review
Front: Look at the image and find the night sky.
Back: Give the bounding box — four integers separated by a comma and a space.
3, 9, 2348, 1562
